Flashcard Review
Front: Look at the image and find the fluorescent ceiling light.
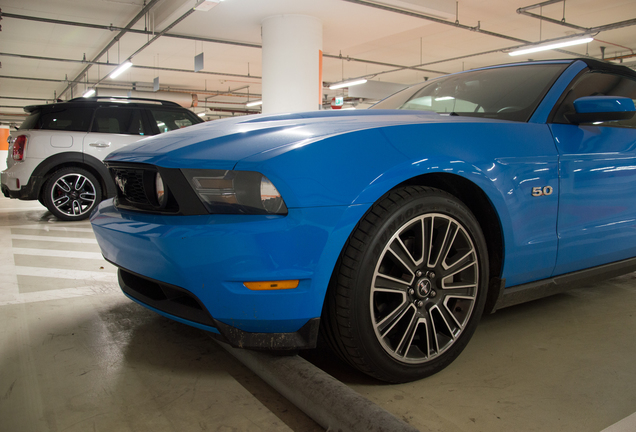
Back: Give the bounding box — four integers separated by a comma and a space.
82, 88, 96, 98
435, 96, 455, 101
109, 61, 133, 79
329, 79, 368, 90
197, 112, 207, 117
246, 100, 263, 107
509, 37, 594, 56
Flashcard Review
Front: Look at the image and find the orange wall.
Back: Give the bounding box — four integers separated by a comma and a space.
0, 128, 9, 151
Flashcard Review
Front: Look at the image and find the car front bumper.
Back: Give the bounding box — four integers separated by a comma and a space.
90, 198, 369, 349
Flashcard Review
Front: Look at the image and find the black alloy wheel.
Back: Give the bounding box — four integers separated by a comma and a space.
43, 167, 102, 221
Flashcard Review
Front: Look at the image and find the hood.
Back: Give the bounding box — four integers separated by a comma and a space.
105, 109, 499, 169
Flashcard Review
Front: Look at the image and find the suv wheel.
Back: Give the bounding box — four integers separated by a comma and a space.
43, 167, 102, 221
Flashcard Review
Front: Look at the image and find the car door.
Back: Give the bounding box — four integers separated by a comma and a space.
37, 106, 93, 157
549, 70, 636, 276
83, 107, 147, 161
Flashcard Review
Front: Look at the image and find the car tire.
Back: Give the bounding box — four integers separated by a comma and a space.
322, 186, 489, 383
43, 167, 102, 221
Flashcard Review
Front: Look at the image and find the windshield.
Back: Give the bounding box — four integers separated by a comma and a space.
371, 63, 568, 122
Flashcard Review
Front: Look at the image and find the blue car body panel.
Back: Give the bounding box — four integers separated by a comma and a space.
236, 120, 560, 287
551, 123, 636, 275
92, 199, 372, 332
91, 59, 636, 340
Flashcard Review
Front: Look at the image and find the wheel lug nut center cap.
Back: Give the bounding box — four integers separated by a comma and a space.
416, 278, 432, 298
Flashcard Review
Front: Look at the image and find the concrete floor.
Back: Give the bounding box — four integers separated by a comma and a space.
0, 200, 321, 432
1, 197, 635, 432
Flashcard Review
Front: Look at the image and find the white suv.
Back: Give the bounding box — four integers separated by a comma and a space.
2, 97, 203, 220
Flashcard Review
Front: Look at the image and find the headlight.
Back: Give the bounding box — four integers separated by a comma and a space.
182, 169, 288, 215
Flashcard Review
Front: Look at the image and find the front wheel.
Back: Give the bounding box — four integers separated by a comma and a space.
322, 186, 489, 383
43, 167, 102, 221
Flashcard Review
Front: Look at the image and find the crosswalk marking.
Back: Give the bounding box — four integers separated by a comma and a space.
10, 234, 99, 244
8, 224, 95, 233
1, 206, 118, 305
15, 266, 117, 281
11, 248, 105, 260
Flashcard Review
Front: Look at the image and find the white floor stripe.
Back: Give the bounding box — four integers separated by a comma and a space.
11, 248, 106, 260
0, 286, 119, 306
601, 412, 636, 432
9, 224, 94, 232
11, 234, 98, 244
0, 206, 45, 212
15, 266, 117, 281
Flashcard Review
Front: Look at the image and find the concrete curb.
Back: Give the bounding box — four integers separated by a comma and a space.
218, 342, 420, 432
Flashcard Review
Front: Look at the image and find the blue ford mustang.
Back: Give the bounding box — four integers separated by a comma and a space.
91, 59, 636, 382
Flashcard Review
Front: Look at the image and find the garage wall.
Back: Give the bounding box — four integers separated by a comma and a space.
0, 126, 9, 172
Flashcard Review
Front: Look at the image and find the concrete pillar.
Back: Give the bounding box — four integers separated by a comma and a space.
261, 15, 322, 114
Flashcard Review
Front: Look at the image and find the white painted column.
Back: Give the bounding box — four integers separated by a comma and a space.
261, 15, 322, 114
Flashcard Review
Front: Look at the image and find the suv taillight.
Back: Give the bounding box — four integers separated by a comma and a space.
12, 135, 27, 161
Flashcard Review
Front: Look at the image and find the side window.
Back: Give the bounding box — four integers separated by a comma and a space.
36, 108, 94, 132
148, 108, 198, 134
91, 108, 145, 135
552, 72, 636, 129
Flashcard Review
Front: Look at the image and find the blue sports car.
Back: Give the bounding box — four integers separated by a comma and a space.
91, 59, 636, 382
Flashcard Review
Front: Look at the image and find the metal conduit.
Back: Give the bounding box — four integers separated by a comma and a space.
57, 0, 162, 98
517, 0, 636, 33
0, 52, 261, 80
0, 75, 259, 99
331, 0, 636, 82
0, 12, 263, 50
2, 4, 634, 97
1, 12, 445, 76
87, 4, 203, 93
341, 0, 528, 43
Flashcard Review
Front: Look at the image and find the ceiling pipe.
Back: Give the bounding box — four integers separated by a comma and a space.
0, 52, 261, 80
5, 4, 633, 94
341, 0, 528, 43
325, 53, 447, 74
0, 74, 257, 98
1, 12, 262, 49
340, 0, 605, 60
517, 0, 636, 33
88, 3, 202, 93
0, 96, 54, 102
327, 0, 635, 83
57, 0, 162, 99
1, 12, 445, 76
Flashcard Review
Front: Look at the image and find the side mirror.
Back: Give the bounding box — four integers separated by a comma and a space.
566, 96, 636, 124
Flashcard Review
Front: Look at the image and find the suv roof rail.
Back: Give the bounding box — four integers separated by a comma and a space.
66, 96, 182, 107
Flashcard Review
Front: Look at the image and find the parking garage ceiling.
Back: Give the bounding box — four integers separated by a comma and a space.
1, 0, 635, 123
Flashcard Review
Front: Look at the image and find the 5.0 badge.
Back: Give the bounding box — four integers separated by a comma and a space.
532, 186, 554, 197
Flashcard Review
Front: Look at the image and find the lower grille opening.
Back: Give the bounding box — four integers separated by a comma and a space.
118, 269, 216, 328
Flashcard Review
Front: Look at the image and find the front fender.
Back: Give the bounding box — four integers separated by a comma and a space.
240, 121, 560, 287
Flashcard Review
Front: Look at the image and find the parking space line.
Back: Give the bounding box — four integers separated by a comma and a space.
601, 412, 636, 432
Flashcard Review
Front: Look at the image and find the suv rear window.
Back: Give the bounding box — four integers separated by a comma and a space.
20, 107, 94, 132
148, 108, 199, 134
